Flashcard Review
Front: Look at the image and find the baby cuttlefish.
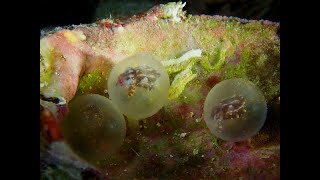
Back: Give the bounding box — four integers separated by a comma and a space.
117, 65, 160, 97
212, 95, 246, 120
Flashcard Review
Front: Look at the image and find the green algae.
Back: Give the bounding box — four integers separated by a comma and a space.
40, 42, 55, 89
177, 85, 203, 104
76, 71, 105, 95
222, 47, 251, 79
168, 63, 197, 100
161, 49, 202, 74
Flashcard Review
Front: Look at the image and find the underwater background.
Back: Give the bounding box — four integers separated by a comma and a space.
40, 1, 280, 179
40, 0, 279, 29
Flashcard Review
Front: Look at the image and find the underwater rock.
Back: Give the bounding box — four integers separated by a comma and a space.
40, 1, 280, 179
40, 1, 279, 107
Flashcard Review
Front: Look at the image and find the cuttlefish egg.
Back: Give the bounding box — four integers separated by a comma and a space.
203, 78, 267, 142
107, 54, 170, 121
60, 94, 126, 167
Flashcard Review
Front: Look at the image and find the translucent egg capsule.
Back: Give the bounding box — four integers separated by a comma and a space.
107, 54, 170, 120
60, 94, 126, 166
203, 78, 267, 142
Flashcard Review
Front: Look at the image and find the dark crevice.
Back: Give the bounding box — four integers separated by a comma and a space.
40, 94, 62, 105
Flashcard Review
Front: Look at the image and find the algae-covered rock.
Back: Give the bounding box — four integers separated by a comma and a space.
40, 1, 279, 179
40, 2, 279, 105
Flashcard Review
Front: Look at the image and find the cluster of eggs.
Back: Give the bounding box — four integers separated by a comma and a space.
61, 54, 170, 167
60, 54, 267, 167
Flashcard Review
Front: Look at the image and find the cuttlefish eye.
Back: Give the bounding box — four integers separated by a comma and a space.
203, 78, 267, 142
107, 54, 170, 121
60, 94, 126, 167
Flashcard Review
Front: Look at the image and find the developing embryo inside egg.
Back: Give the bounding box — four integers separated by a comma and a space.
61, 94, 126, 167
107, 54, 170, 120
203, 78, 267, 142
